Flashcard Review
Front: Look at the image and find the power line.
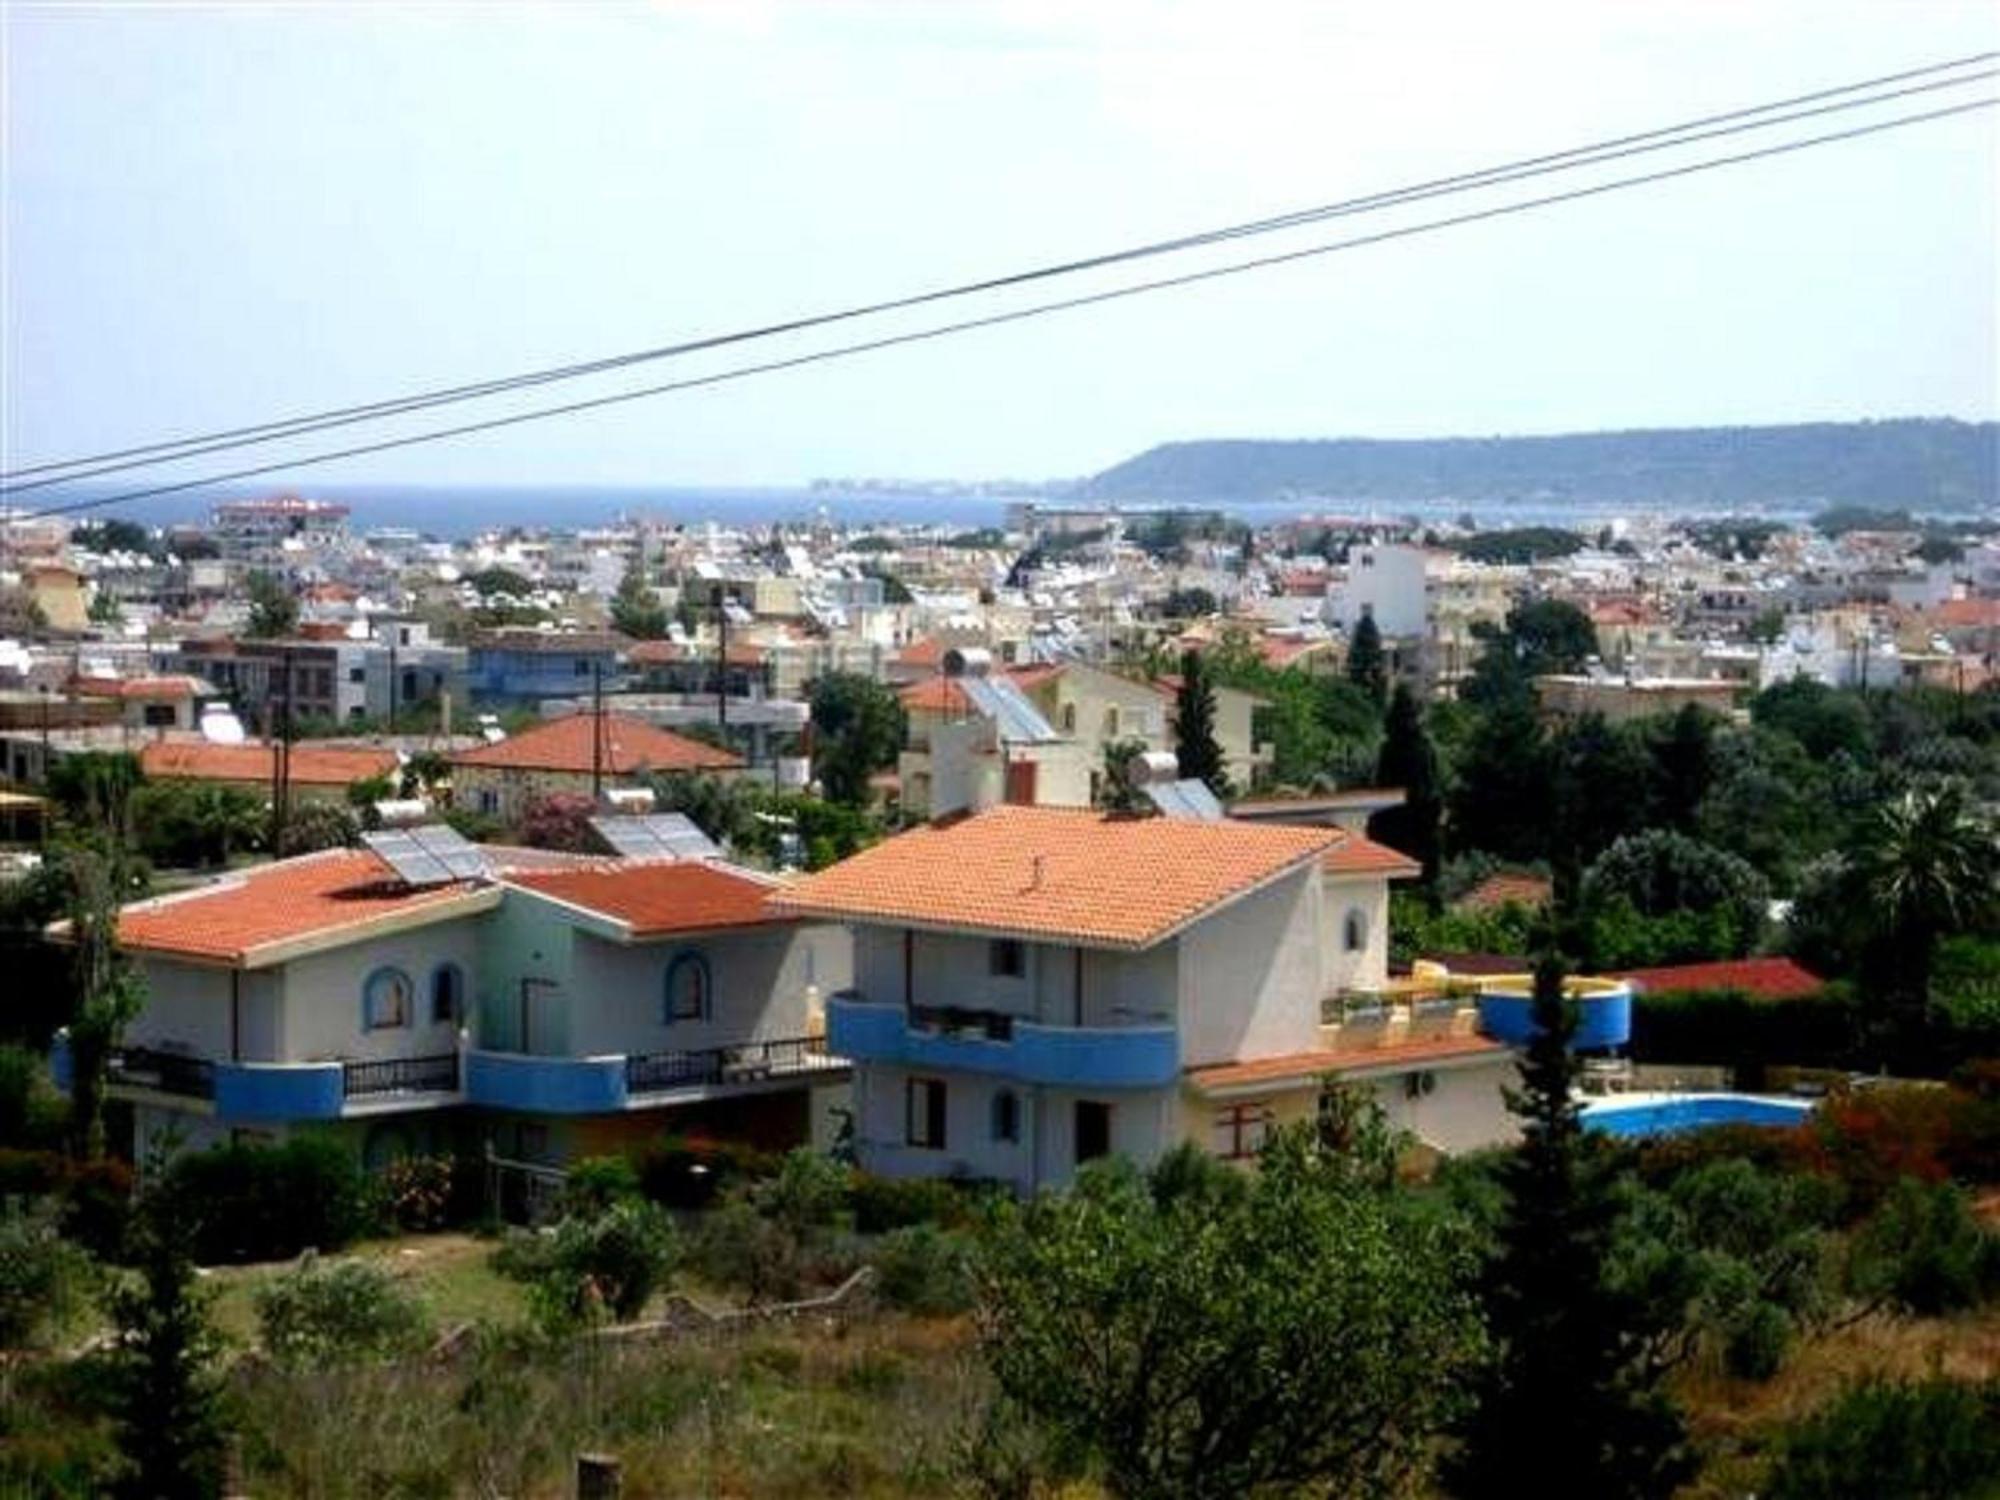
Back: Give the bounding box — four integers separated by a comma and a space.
19, 92, 1991, 524
3, 50, 1992, 490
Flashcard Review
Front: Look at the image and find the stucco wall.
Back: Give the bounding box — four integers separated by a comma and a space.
126, 960, 232, 1057
1321, 875, 1391, 995
854, 926, 1177, 1030
280, 918, 483, 1063
1175, 866, 1323, 1068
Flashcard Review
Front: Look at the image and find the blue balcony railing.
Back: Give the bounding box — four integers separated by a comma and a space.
827, 995, 1179, 1090
1475, 981, 1633, 1050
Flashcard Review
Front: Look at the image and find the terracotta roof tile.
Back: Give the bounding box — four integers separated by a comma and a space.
1453, 873, 1554, 914
139, 740, 398, 787
112, 849, 485, 964
506, 861, 785, 938
1188, 1033, 1507, 1093
898, 677, 976, 714
1323, 831, 1422, 879
450, 712, 741, 774
1609, 957, 1825, 1001
768, 805, 1337, 949
69, 675, 207, 701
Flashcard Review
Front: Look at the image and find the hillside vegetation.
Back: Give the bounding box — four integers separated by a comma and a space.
1085, 418, 1997, 508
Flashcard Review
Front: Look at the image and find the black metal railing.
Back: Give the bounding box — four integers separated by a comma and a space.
624, 1034, 839, 1095
108, 1046, 216, 1100
908, 1003, 1016, 1041
343, 1053, 460, 1099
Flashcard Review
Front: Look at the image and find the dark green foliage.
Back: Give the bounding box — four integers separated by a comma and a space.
609, 566, 669, 639
809, 672, 906, 806
846, 1172, 987, 1234
632, 1134, 778, 1210
1453, 526, 1586, 564
276, 798, 359, 856
1629, 989, 1854, 1080
688, 1148, 856, 1305
1844, 1178, 2000, 1316
1447, 696, 1552, 862
1461, 598, 1597, 711
1370, 682, 1442, 884
492, 1199, 680, 1327
98, 1187, 228, 1500
1764, 1378, 2000, 1500
1449, 955, 1692, 1500
647, 771, 882, 869
129, 780, 266, 868
0, 1200, 94, 1349
245, 569, 299, 639
1096, 738, 1151, 812
1345, 610, 1387, 701
1647, 704, 1718, 833
464, 566, 534, 597
558, 1154, 643, 1217
979, 1123, 1481, 1500
254, 1253, 433, 1365
162, 1135, 371, 1263
869, 1224, 976, 1315
1158, 586, 1216, 618
1580, 829, 1769, 953
1551, 713, 1657, 888
1170, 649, 1228, 797
71, 520, 155, 555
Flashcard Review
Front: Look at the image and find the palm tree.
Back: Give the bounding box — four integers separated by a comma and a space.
1851, 782, 1996, 1061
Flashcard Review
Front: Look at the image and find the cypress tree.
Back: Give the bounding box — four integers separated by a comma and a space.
1447, 953, 1691, 1500
1172, 650, 1229, 798
1370, 682, 1442, 888
1346, 610, 1388, 703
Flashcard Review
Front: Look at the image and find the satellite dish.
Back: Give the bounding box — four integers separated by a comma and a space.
199, 704, 246, 745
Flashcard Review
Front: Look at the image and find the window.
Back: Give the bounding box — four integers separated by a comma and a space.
989, 938, 1025, 979
1343, 909, 1368, 953
349, 667, 366, 684
1215, 1102, 1272, 1160
1075, 1101, 1112, 1164
430, 964, 463, 1026
906, 1078, 947, 1150
363, 967, 412, 1030
477, 789, 499, 815
574, 658, 592, 677
991, 1089, 1020, 1144
664, 952, 711, 1023
142, 703, 177, 728
1061, 703, 1077, 732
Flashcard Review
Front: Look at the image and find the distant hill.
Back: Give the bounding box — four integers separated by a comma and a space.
1083, 419, 1997, 510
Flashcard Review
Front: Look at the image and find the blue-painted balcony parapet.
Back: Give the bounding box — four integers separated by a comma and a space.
1475, 978, 1633, 1051
465, 1049, 628, 1114
214, 1062, 345, 1122
49, 1032, 73, 1092
827, 996, 1180, 1090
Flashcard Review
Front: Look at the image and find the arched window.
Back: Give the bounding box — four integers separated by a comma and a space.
363, 967, 412, 1030
991, 1089, 1020, 1143
1061, 703, 1077, 733
430, 963, 464, 1026
664, 952, 711, 1023
1342, 908, 1368, 953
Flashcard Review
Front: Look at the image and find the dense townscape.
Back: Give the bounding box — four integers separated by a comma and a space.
0, 479, 1995, 1496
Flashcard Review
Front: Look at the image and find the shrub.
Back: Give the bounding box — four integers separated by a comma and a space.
253, 1253, 432, 1365
754, 1148, 851, 1239
558, 1154, 642, 1217
0, 1149, 133, 1259
870, 1224, 975, 1316
1765, 1378, 2000, 1500
1802, 1084, 2000, 1213
635, 1135, 778, 1210
0, 1045, 67, 1149
164, 1135, 370, 1263
848, 1172, 980, 1234
1629, 988, 1858, 1077
1845, 1177, 2000, 1316
372, 1155, 457, 1233
0, 1200, 94, 1349
493, 1199, 679, 1328
688, 1198, 810, 1305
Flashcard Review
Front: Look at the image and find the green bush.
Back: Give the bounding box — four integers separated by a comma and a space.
1765, 1378, 2000, 1500
0, 1149, 133, 1259
0, 1200, 94, 1349
1630, 987, 1858, 1078
253, 1253, 432, 1365
370, 1154, 458, 1233
869, 1224, 975, 1316
0, 1045, 68, 1149
558, 1154, 641, 1217
847, 1172, 981, 1233
1845, 1178, 2000, 1316
688, 1198, 811, 1305
635, 1135, 778, 1210
493, 1199, 679, 1328
164, 1135, 370, 1263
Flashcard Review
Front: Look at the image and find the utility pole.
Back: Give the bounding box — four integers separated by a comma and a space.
270, 647, 294, 855
590, 660, 604, 802
716, 587, 729, 738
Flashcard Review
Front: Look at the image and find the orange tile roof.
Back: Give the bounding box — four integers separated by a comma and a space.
506, 861, 786, 939
626, 640, 768, 666
768, 805, 1337, 949
1609, 957, 1825, 1001
1453, 873, 1554, 914
69, 675, 206, 701
139, 740, 399, 787
895, 636, 946, 667
112, 849, 488, 965
1322, 831, 1422, 880
449, 712, 741, 774
1187, 1033, 1507, 1093
898, 677, 976, 714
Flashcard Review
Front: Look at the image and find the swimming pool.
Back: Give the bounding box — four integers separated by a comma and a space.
1581, 1092, 1815, 1137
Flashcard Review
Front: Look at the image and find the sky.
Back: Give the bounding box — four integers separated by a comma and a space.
3, 1, 1996, 493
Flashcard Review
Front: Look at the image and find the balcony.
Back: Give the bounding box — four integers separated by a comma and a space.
827, 994, 1180, 1090
52, 1036, 465, 1122
466, 1034, 844, 1114
1474, 976, 1633, 1051
110, 1045, 217, 1101
343, 1053, 461, 1101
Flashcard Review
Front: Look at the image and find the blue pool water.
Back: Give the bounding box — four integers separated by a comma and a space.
1581, 1093, 1815, 1138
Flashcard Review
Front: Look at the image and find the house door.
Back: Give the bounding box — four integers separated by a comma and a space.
1005, 758, 1038, 806
519, 979, 563, 1056
1075, 1100, 1111, 1166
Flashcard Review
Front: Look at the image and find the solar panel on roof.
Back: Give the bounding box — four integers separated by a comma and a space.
362, 829, 453, 887
962, 674, 1062, 744
1144, 779, 1225, 822
589, 813, 722, 863
406, 824, 492, 880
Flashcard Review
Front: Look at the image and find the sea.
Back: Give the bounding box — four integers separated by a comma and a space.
46, 481, 1835, 540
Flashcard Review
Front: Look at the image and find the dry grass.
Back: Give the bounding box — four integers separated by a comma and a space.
1672, 1304, 2000, 1498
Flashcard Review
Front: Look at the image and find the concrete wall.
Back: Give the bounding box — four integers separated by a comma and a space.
126, 960, 232, 1058
280, 919, 482, 1063
1175, 866, 1323, 1068
478, 893, 576, 1054
853, 925, 1178, 1030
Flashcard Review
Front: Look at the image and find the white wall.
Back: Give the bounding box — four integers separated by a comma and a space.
1321, 875, 1391, 995
127, 960, 232, 1057
1175, 866, 1323, 1068
280, 918, 484, 1063
564, 921, 851, 1057
1360, 1056, 1520, 1154
854, 926, 1178, 1030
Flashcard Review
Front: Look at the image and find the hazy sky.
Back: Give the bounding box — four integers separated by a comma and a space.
4, 1, 1996, 491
